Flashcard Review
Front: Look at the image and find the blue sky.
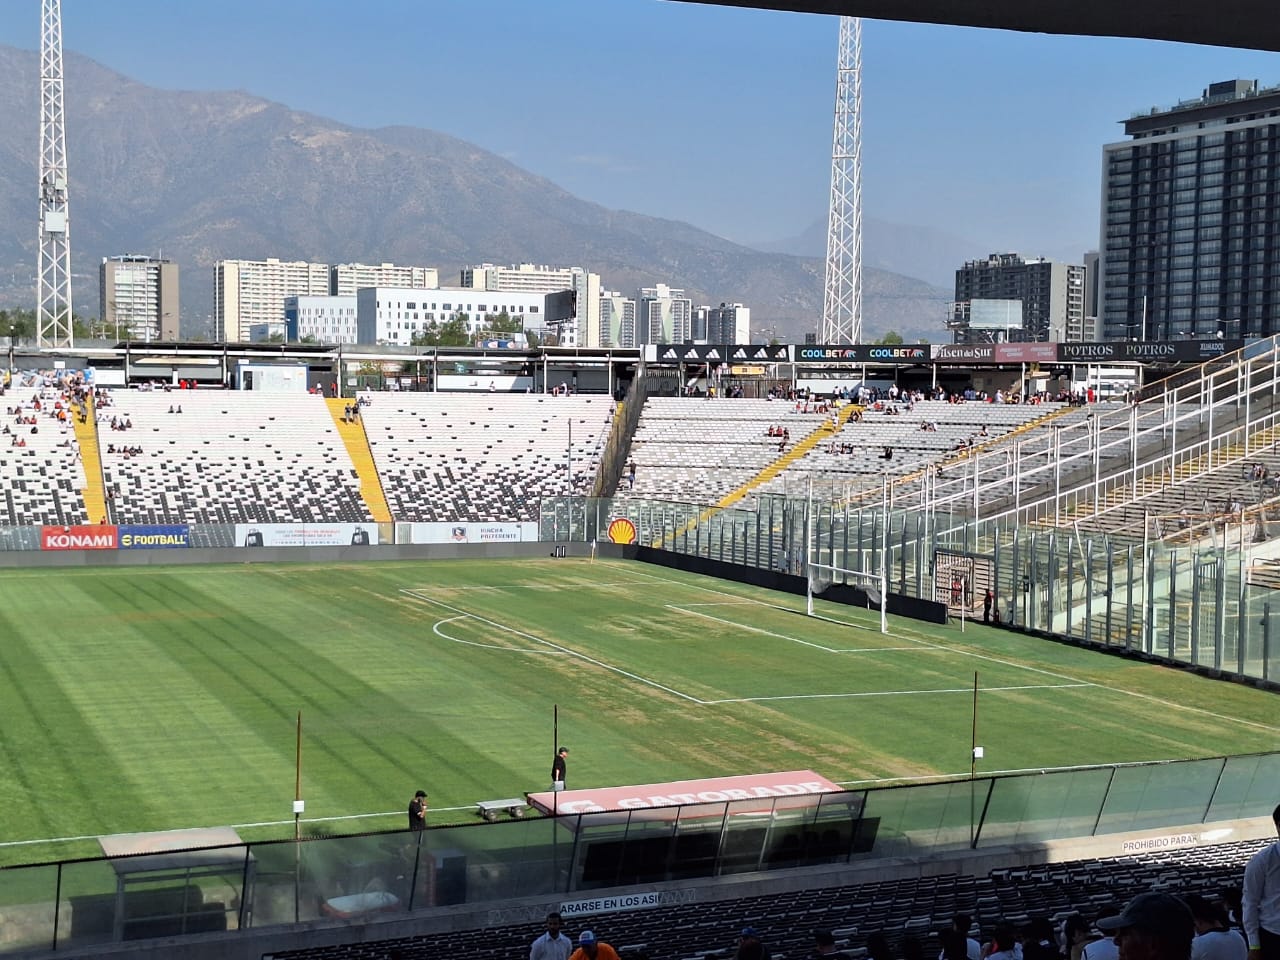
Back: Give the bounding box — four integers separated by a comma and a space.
1, 0, 1277, 261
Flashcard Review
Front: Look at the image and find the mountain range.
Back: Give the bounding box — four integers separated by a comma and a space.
0, 44, 960, 343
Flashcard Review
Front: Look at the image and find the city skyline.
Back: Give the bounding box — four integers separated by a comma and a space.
0, 0, 1276, 272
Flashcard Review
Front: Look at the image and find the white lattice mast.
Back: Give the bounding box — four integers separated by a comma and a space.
819, 16, 863, 345
38, 0, 73, 348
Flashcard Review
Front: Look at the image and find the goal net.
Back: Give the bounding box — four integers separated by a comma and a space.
805, 559, 888, 633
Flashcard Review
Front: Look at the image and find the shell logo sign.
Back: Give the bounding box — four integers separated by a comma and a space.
607, 517, 637, 545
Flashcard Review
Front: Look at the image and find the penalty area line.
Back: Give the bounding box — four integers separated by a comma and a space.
705, 683, 1094, 705
665, 604, 920, 654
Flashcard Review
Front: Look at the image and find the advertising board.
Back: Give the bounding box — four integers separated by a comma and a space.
40, 525, 117, 551
117, 525, 191, 549
398, 522, 539, 544
233, 524, 380, 548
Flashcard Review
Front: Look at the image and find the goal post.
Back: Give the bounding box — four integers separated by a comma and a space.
805, 559, 889, 633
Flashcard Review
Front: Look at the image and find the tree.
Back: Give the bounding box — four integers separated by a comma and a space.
483, 310, 523, 338
877, 330, 904, 345
410, 312, 471, 347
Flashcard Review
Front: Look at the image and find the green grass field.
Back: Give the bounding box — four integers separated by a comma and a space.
0, 556, 1276, 865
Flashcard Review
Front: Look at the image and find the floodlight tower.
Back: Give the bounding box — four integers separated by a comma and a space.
38, 0, 73, 348
819, 16, 863, 345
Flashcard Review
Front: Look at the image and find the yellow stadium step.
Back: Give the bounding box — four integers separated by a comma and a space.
71, 402, 107, 525
326, 398, 392, 522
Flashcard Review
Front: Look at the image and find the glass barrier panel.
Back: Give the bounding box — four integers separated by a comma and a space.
417, 818, 564, 904
1206, 753, 1280, 822
978, 769, 1113, 847
0, 862, 57, 954
1096, 758, 1225, 834
718, 801, 774, 876
672, 804, 728, 881
761, 795, 821, 872
298, 832, 411, 923
54, 857, 131, 951
804, 792, 864, 865
242, 839, 306, 928
858, 780, 982, 859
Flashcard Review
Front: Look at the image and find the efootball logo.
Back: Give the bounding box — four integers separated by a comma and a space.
607, 518, 637, 545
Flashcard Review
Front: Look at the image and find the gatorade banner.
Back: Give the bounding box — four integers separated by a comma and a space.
118, 525, 191, 549
233, 523, 379, 548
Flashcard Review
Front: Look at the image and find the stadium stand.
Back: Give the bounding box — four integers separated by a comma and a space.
619, 398, 834, 506
359, 393, 612, 522
98, 391, 373, 525
0, 374, 90, 526
265, 838, 1263, 960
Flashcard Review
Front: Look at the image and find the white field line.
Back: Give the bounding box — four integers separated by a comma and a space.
402, 589, 704, 703
405, 588, 1098, 708
433, 615, 566, 654
666, 604, 926, 655
610, 561, 1280, 735
706, 684, 1094, 705
412, 580, 654, 591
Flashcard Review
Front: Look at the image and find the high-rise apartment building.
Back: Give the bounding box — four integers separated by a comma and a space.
355, 287, 548, 346
949, 254, 1085, 343
637, 284, 692, 345
599, 291, 637, 347
1100, 79, 1280, 341
330, 262, 438, 297
214, 259, 330, 342
284, 295, 359, 344
460, 263, 600, 347
99, 256, 179, 341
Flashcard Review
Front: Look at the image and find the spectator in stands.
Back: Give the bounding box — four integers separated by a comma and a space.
407, 789, 428, 831
904, 936, 927, 960
737, 926, 771, 960
1185, 895, 1246, 960
983, 924, 1020, 960
1243, 803, 1280, 960
531, 911, 573, 960
1096, 893, 1195, 960
943, 915, 982, 960
812, 929, 851, 959
866, 931, 894, 960
940, 930, 975, 960
1083, 908, 1122, 960
628, 461, 637, 490
571, 930, 620, 960
1022, 918, 1060, 960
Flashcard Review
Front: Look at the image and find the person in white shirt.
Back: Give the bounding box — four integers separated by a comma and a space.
530, 911, 573, 960
1187, 895, 1246, 960
1244, 805, 1280, 960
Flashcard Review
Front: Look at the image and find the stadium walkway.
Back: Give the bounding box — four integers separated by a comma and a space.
325, 398, 393, 522
73, 403, 107, 524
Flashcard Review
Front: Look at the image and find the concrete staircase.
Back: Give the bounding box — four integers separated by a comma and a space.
325, 398, 393, 522
72, 402, 107, 525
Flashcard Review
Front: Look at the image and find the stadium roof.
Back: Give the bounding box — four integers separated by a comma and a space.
669, 0, 1280, 52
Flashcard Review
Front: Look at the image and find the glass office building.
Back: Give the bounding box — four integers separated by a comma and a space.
1101, 80, 1280, 341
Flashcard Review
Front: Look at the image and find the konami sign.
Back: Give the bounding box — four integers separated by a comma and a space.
41, 525, 118, 551
526, 769, 843, 816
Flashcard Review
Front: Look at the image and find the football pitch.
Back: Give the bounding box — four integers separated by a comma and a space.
0, 556, 1276, 865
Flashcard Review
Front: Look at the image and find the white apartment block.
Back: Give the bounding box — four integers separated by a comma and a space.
330, 262, 438, 297
99, 255, 179, 342
637, 284, 692, 345
356, 287, 547, 346
284, 295, 359, 344
599, 291, 637, 347
214, 259, 330, 342
461, 263, 600, 347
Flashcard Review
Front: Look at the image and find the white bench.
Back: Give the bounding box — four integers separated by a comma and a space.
477, 797, 527, 821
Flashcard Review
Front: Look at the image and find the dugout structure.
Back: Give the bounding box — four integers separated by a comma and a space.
69, 828, 252, 944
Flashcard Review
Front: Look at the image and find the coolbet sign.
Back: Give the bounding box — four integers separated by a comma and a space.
41, 525, 118, 550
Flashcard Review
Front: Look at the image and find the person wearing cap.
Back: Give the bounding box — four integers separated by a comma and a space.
407, 789, 428, 831
552, 747, 569, 790
1097, 892, 1196, 960
569, 930, 619, 960
530, 911, 573, 960
738, 926, 772, 960
1185, 895, 1246, 960
1244, 804, 1280, 960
